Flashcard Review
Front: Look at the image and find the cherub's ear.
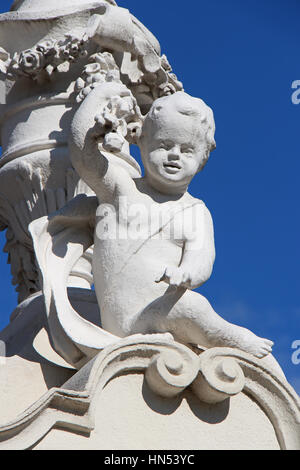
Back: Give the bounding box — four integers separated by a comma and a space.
197, 164, 205, 174
209, 136, 217, 152
197, 147, 212, 173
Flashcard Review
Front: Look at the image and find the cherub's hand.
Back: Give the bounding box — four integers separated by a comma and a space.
155, 266, 192, 289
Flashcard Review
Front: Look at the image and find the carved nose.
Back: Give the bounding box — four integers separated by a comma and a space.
168, 147, 180, 159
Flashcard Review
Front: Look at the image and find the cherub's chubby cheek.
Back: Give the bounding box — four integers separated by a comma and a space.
146, 152, 165, 172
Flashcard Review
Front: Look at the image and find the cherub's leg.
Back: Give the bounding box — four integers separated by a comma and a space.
129, 287, 273, 358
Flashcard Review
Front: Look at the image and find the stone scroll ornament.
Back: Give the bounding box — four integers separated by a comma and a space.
0, 336, 298, 450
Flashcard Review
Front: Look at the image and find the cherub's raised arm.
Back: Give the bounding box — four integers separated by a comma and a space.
69, 82, 141, 201
69, 102, 108, 198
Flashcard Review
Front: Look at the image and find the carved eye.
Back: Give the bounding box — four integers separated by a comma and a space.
159, 142, 167, 150
159, 141, 174, 151
181, 145, 194, 154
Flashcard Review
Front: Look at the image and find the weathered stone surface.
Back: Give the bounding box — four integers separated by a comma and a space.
0, 0, 299, 450
0, 335, 299, 450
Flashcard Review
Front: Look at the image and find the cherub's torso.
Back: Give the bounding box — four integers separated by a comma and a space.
92, 177, 202, 336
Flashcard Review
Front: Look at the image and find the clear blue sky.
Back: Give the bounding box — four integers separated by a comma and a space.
0, 0, 299, 393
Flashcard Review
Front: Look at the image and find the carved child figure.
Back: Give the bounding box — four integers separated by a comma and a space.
70, 89, 273, 358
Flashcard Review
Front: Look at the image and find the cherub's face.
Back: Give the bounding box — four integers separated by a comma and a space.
141, 114, 207, 194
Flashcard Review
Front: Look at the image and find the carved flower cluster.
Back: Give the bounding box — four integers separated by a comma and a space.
75, 52, 121, 103
94, 91, 143, 152
151, 54, 184, 98
74, 50, 183, 114
129, 54, 183, 114
0, 33, 89, 81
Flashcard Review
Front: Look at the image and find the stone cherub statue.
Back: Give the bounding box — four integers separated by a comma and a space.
30, 83, 273, 369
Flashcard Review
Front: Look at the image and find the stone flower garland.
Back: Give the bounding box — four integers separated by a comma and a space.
0, 33, 183, 107
74, 50, 184, 115
0, 32, 89, 82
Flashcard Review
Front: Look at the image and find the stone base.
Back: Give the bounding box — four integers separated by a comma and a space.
34, 373, 281, 450
0, 321, 299, 450
0, 288, 98, 424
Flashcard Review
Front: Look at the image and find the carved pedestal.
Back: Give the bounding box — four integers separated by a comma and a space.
0, 334, 299, 450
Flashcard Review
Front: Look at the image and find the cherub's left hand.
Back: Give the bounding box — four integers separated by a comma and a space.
155, 266, 192, 289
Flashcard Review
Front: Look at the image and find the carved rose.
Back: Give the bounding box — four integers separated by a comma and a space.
0, 47, 10, 76
18, 49, 46, 76
36, 41, 57, 58
84, 63, 103, 84
5, 32, 89, 82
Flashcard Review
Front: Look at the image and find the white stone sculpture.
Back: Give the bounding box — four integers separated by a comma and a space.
0, 0, 299, 451
30, 85, 276, 370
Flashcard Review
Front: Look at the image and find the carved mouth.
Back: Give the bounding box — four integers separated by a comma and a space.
164, 162, 181, 171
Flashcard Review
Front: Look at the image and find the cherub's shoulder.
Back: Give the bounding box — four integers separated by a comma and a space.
185, 193, 207, 208
185, 194, 214, 223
